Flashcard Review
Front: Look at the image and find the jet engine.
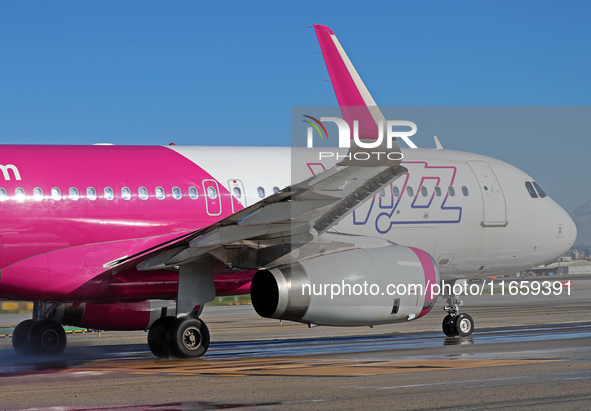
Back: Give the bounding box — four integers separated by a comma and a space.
251, 246, 439, 326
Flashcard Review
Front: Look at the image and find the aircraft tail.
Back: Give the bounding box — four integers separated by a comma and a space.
315, 26, 403, 151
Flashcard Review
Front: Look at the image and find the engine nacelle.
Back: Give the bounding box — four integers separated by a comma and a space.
48, 300, 177, 331
251, 246, 439, 326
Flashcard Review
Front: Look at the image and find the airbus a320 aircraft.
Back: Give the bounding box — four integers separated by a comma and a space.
0, 25, 575, 358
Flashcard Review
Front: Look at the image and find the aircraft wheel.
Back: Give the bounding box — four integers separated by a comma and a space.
12, 319, 33, 352
148, 316, 176, 358
442, 314, 457, 337
454, 313, 474, 337
27, 319, 67, 355
170, 317, 210, 358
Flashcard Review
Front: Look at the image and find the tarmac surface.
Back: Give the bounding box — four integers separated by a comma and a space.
0, 278, 590, 410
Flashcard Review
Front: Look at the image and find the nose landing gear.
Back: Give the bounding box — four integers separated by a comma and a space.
442, 290, 474, 337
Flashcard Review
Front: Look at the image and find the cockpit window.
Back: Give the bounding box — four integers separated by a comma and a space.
525, 181, 538, 198
532, 182, 547, 198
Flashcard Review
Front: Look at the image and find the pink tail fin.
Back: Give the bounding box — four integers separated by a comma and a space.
314, 24, 386, 142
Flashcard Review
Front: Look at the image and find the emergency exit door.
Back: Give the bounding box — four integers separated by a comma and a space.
202, 179, 222, 216
228, 179, 247, 213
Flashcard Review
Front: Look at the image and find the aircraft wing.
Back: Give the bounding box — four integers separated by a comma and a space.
132, 162, 406, 272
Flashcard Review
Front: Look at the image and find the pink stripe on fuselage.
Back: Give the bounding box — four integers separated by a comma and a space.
0, 145, 239, 269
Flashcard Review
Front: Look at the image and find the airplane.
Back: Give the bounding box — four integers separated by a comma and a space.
0, 25, 576, 358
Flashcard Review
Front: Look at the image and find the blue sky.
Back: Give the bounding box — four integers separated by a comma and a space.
1, 1, 590, 215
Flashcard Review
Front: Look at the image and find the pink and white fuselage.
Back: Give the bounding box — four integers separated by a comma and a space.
0, 144, 575, 305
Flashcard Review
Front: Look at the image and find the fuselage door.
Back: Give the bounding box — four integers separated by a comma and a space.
202, 179, 222, 216
228, 179, 247, 213
467, 161, 507, 226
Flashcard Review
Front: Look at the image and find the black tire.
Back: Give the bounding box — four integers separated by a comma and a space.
442, 314, 458, 337
169, 317, 210, 358
12, 319, 33, 352
27, 319, 67, 355
453, 313, 474, 337
148, 316, 177, 358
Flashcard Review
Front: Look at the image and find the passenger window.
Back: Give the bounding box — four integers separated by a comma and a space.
207, 186, 217, 199
172, 186, 182, 200
434, 186, 442, 197
155, 187, 165, 200
532, 182, 547, 198
87, 187, 97, 201
379, 189, 386, 197
69, 187, 79, 201
122, 187, 131, 200
51, 187, 62, 201
462, 186, 469, 196
33, 187, 43, 200
448, 186, 455, 197
139, 186, 149, 200
0, 188, 6, 201
15, 187, 25, 200
233, 187, 242, 199
525, 181, 538, 198
406, 186, 414, 197
104, 187, 114, 201
393, 186, 400, 197
189, 186, 198, 199
257, 187, 265, 198
273, 186, 280, 194
420, 186, 428, 197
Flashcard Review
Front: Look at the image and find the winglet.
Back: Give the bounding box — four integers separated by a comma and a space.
434, 135, 444, 150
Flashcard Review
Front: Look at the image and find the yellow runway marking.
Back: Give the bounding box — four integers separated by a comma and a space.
69, 357, 559, 378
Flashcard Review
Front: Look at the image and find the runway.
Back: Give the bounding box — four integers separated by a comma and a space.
0, 280, 590, 410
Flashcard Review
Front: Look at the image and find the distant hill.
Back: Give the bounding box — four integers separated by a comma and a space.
572, 199, 591, 246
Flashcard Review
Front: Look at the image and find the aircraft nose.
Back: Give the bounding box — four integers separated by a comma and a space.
556, 204, 577, 254
560, 208, 577, 252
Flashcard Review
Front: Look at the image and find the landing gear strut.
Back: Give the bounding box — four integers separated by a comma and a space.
442, 287, 474, 337
12, 302, 67, 355
148, 260, 215, 359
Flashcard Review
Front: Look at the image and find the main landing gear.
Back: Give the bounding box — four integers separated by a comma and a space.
12, 303, 67, 355
148, 315, 210, 358
147, 260, 215, 359
442, 289, 474, 338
